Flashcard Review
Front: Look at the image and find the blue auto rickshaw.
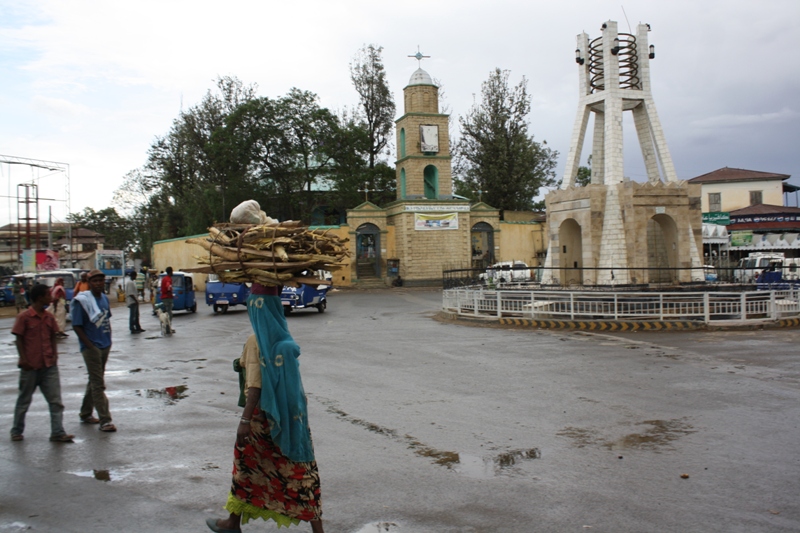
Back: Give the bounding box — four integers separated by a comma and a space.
281, 283, 329, 314
155, 271, 197, 313
205, 274, 249, 314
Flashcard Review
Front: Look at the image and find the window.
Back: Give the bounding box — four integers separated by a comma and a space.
399, 129, 406, 158
750, 190, 762, 206
708, 192, 721, 212
423, 165, 438, 199
400, 168, 406, 199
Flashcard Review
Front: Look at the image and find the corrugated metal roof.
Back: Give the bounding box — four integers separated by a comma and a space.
688, 167, 790, 183
729, 204, 800, 216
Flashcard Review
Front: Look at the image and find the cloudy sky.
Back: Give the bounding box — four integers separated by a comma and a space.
1, 0, 799, 226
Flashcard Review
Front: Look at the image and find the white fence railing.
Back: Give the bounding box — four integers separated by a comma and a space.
442, 288, 800, 324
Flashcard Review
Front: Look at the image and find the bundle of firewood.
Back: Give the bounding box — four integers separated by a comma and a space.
184, 221, 349, 287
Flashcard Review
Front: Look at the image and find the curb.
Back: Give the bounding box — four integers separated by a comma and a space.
440, 312, 800, 331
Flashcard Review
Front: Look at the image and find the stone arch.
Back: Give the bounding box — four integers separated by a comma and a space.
558, 218, 583, 285
423, 165, 438, 199
470, 222, 495, 268
647, 214, 679, 283
356, 223, 381, 278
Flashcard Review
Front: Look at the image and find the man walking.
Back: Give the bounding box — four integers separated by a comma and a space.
125, 271, 145, 334
161, 266, 175, 333
10, 283, 74, 443
72, 269, 116, 432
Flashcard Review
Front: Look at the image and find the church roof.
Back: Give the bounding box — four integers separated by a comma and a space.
408, 68, 435, 86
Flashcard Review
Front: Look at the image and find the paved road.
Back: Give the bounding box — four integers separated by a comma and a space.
1, 288, 798, 532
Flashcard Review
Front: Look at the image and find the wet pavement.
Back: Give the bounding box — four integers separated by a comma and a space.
1, 288, 799, 532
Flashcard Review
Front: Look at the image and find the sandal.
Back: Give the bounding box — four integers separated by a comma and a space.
205, 518, 241, 533
99, 423, 117, 432
49, 434, 75, 443
80, 416, 100, 424
10, 434, 23, 442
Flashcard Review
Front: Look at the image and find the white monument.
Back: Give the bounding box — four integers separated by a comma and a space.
544, 21, 703, 286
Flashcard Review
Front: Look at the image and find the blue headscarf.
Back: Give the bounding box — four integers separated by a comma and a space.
247, 294, 315, 463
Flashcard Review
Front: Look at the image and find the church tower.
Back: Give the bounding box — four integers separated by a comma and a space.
395, 68, 453, 200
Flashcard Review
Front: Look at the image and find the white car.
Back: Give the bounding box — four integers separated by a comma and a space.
479, 261, 532, 283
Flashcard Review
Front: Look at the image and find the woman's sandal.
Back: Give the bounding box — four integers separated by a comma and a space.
205, 518, 241, 533
80, 416, 100, 424
49, 434, 75, 443
99, 423, 117, 432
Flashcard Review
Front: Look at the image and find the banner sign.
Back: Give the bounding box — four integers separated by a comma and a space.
404, 205, 470, 212
702, 212, 730, 225
415, 212, 459, 230
730, 230, 754, 247
730, 213, 800, 225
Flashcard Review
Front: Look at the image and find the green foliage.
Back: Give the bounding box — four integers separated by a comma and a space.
454, 68, 558, 212
67, 207, 134, 253
350, 44, 396, 169
107, 63, 399, 248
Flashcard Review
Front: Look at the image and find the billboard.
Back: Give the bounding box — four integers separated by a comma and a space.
21, 249, 60, 272
95, 251, 125, 276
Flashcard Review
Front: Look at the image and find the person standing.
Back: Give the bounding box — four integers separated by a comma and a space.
73, 272, 90, 295
48, 278, 69, 338
160, 266, 175, 333
135, 271, 145, 301
10, 283, 74, 443
125, 271, 145, 334
71, 269, 116, 432
13, 278, 26, 313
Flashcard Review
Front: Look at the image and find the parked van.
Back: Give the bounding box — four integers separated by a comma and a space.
734, 253, 784, 283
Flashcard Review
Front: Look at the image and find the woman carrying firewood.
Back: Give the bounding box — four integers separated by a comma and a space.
206, 282, 324, 533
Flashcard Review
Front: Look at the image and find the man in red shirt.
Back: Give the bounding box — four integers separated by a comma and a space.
10, 284, 74, 443
160, 266, 175, 333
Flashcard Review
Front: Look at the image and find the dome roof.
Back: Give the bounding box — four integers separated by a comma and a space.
408, 68, 435, 86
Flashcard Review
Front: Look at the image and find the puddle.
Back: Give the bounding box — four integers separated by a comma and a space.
604, 419, 696, 451
317, 396, 538, 477
353, 523, 400, 533
557, 426, 601, 448
558, 418, 696, 452
135, 385, 189, 404
69, 469, 125, 482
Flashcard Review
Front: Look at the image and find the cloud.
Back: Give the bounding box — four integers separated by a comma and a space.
691, 108, 799, 129
31, 95, 91, 117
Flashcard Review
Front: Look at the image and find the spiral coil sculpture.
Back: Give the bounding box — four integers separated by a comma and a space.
588, 33, 640, 93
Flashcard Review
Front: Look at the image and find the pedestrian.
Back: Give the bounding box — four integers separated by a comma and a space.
125, 271, 145, 334
13, 277, 26, 313
161, 266, 175, 333
71, 269, 117, 432
48, 277, 69, 338
135, 271, 145, 301
206, 282, 324, 533
73, 272, 90, 295
10, 283, 74, 443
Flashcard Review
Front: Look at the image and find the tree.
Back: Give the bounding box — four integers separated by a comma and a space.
67, 207, 135, 252
454, 68, 558, 213
350, 44, 396, 170
575, 155, 592, 187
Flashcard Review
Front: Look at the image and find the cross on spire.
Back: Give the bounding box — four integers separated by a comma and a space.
408, 46, 430, 67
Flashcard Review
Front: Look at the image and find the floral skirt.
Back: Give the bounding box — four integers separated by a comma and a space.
225, 409, 322, 527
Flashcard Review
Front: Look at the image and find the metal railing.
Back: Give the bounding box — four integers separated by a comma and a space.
442, 287, 800, 324
443, 265, 746, 290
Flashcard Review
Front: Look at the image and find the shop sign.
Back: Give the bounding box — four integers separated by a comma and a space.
702, 212, 730, 225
